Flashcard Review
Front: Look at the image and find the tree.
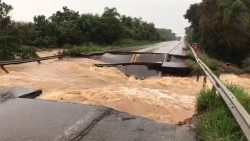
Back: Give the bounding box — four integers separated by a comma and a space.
1, 3, 172, 49
184, 27, 194, 43
33, 15, 58, 47
157, 28, 176, 41
102, 7, 120, 18
49, 7, 84, 45
185, 0, 250, 64
0, 0, 21, 60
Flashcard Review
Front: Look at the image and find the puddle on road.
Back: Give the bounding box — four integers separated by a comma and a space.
0, 57, 203, 124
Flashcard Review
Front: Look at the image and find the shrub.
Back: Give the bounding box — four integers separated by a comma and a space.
196, 85, 250, 141
242, 57, 250, 73
186, 60, 202, 74
186, 49, 219, 75
18, 46, 38, 59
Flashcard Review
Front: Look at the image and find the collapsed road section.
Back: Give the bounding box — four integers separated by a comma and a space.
78, 40, 190, 79
0, 86, 196, 141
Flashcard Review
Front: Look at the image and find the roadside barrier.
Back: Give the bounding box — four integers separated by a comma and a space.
0, 55, 62, 73
188, 44, 250, 140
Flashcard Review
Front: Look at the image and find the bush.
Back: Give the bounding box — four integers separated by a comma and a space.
186, 60, 202, 74
198, 52, 218, 71
18, 46, 38, 59
186, 50, 219, 74
186, 50, 195, 59
242, 57, 250, 72
196, 85, 250, 141
0, 46, 38, 60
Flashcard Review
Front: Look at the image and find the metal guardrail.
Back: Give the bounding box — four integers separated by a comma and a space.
0, 55, 62, 73
188, 44, 250, 140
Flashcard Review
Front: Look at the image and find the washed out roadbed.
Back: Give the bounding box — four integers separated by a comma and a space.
0, 57, 203, 124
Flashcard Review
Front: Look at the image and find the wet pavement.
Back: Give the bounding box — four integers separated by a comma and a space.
0, 87, 196, 141
0, 98, 109, 141
137, 41, 182, 54
80, 110, 196, 141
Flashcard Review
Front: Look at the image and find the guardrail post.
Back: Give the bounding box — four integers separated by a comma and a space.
203, 75, 207, 88
1, 65, 9, 73
196, 75, 200, 81
59, 56, 63, 60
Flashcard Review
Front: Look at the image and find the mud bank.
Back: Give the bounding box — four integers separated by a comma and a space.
0, 57, 203, 124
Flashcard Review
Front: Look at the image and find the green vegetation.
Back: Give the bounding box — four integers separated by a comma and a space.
186, 60, 203, 74
198, 52, 218, 71
196, 85, 250, 141
157, 29, 176, 41
0, 0, 176, 60
242, 57, 250, 72
186, 50, 218, 74
0, 0, 36, 60
184, 0, 250, 65
63, 40, 157, 56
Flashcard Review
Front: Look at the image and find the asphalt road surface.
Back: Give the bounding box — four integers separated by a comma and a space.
137, 39, 186, 56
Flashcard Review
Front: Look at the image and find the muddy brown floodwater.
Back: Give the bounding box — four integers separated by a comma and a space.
1, 51, 249, 124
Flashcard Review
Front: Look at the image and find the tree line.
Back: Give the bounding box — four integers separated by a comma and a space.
185, 0, 250, 65
0, 0, 176, 60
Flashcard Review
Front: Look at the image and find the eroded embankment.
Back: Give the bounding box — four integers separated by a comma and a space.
0, 56, 205, 124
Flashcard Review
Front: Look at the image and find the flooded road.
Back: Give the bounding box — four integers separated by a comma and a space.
0, 41, 203, 124
94, 39, 189, 79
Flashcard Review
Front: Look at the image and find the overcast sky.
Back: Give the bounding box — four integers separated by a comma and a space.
4, 0, 201, 36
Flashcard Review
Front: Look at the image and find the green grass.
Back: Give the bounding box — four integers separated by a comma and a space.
186, 50, 195, 59
63, 39, 158, 57
198, 52, 218, 71
186, 50, 219, 75
186, 60, 203, 74
196, 85, 250, 141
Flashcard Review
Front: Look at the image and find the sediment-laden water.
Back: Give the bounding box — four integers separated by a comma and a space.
1, 51, 248, 124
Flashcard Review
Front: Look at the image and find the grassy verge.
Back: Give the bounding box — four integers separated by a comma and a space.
186, 50, 219, 74
62, 39, 158, 56
196, 85, 250, 141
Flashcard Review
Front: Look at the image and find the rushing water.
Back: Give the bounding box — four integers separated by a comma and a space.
0, 55, 205, 124
1, 50, 249, 124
